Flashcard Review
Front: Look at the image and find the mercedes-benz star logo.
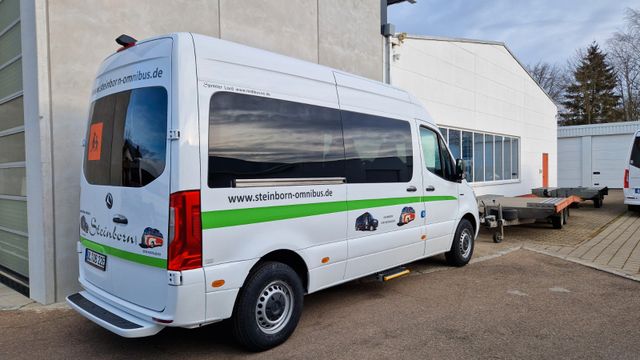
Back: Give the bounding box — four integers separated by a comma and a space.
105, 193, 113, 209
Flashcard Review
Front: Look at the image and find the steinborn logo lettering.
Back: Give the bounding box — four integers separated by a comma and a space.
105, 193, 113, 209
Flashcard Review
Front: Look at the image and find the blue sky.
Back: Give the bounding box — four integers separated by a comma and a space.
388, 0, 639, 67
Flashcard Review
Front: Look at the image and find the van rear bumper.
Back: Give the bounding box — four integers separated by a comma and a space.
623, 189, 640, 205
66, 291, 164, 338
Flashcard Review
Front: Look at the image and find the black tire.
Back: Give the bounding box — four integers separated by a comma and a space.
552, 214, 563, 229
445, 219, 474, 267
562, 208, 568, 225
594, 197, 603, 208
231, 262, 304, 351
629, 205, 640, 212
493, 232, 503, 243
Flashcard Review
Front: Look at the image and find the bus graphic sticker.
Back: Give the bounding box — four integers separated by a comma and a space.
87, 122, 103, 161
140, 227, 164, 249
397, 207, 416, 226
355, 212, 379, 231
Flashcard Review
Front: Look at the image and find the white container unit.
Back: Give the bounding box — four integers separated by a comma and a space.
558, 121, 640, 189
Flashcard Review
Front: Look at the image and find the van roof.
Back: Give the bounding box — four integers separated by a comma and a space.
102, 32, 435, 124
188, 33, 435, 123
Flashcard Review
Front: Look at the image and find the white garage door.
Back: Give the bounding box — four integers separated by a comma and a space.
558, 137, 581, 187
591, 134, 632, 188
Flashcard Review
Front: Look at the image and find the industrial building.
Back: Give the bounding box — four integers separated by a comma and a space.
0, 0, 386, 304
390, 34, 558, 196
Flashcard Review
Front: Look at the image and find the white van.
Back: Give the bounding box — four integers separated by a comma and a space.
67, 33, 479, 351
624, 130, 640, 210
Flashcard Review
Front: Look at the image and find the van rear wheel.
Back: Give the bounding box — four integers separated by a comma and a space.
445, 219, 474, 267
231, 261, 304, 351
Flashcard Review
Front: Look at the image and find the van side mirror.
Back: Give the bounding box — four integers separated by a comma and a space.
455, 159, 466, 182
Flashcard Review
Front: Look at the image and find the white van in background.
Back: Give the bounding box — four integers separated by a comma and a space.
624, 130, 640, 211
67, 33, 479, 351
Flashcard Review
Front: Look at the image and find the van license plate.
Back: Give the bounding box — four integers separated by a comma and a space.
85, 249, 106, 271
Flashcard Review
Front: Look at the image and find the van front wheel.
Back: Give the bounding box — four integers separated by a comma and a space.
445, 219, 474, 267
231, 261, 304, 351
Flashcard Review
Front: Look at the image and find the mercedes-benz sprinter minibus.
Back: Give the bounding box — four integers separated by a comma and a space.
67, 33, 480, 351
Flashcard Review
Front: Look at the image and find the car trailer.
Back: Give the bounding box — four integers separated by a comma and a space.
531, 186, 608, 208
477, 195, 581, 243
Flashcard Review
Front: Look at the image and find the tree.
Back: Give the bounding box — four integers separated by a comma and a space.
560, 43, 620, 125
527, 61, 566, 104
607, 8, 640, 121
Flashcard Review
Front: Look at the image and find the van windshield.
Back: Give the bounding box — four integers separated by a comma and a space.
631, 137, 640, 168
83, 87, 168, 187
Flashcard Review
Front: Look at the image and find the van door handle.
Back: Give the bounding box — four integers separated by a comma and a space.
426, 185, 435, 192
112, 215, 128, 225
406, 185, 417, 192
593, 171, 600, 175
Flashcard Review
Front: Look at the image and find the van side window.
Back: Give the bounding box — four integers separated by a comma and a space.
208, 92, 345, 188
342, 111, 413, 183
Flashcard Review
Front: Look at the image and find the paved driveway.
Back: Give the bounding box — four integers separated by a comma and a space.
2, 250, 639, 360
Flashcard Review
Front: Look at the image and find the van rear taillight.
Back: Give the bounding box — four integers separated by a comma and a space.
624, 169, 630, 189
168, 190, 202, 271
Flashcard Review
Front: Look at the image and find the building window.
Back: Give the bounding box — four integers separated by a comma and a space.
462, 131, 473, 181
495, 136, 503, 180
439, 126, 520, 183
448, 129, 461, 159
484, 134, 494, 181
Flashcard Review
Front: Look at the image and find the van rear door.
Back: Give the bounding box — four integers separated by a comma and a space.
79, 38, 172, 312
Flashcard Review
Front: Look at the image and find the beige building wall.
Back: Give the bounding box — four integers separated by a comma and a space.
21, 0, 383, 303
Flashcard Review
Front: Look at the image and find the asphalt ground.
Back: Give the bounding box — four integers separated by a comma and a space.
2, 250, 639, 359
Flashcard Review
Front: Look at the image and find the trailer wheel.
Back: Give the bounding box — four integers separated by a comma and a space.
231, 261, 304, 351
493, 232, 503, 243
562, 209, 568, 225
594, 197, 603, 208
552, 214, 563, 229
445, 219, 474, 267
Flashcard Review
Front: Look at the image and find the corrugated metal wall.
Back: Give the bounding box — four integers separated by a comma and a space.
557, 121, 640, 188
0, 0, 28, 279
558, 121, 640, 138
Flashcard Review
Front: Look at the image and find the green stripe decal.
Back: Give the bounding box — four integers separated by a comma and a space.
201, 195, 457, 230
80, 237, 166, 269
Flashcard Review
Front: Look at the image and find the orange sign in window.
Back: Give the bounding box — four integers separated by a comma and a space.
87, 123, 103, 161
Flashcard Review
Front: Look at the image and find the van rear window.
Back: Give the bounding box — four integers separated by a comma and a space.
83, 87, 168, 187
631, 137, 640, 168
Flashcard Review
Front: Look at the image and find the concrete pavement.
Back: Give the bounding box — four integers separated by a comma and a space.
1, 250, 639, 359
525, 191, 640, 280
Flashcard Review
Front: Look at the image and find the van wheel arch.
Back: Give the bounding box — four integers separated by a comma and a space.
461, 213, 477, 235
247, 250, 309, 293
